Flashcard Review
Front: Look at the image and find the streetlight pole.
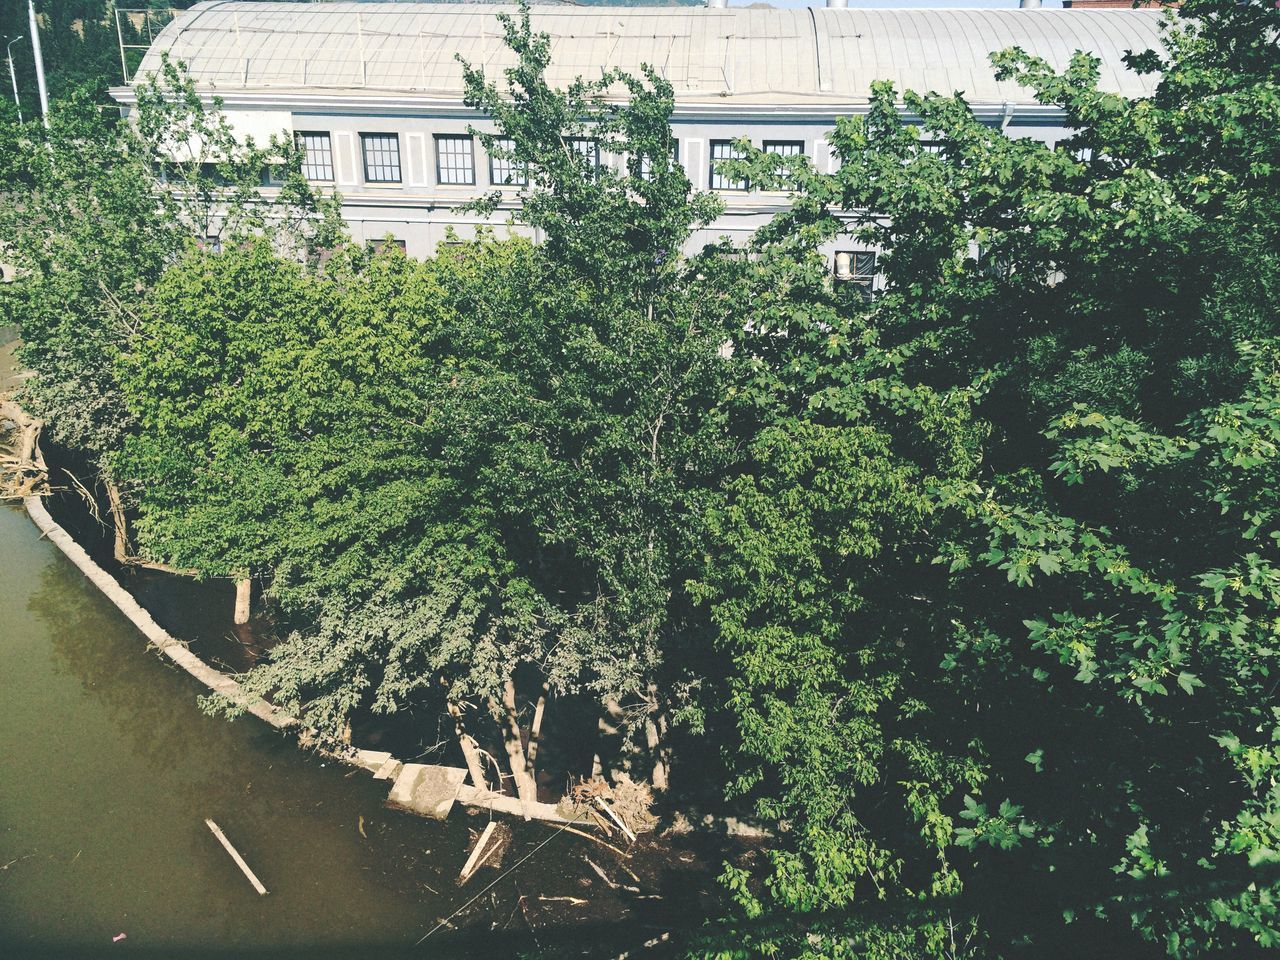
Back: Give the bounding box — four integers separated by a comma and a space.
26, 0, 48, 127
5, 36, 23, 123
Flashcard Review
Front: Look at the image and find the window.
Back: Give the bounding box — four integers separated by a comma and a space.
360, 133, 402, 184
917, 140, 945, 155
367, 238, 407, 255
487, 137, 527, 187
568, 137, 600, 172
978, 244, 1014, 280
435, 134, 475, 186
710, 139, 748, 191
639, 140, 680, 180
198, 163, 229, 186
297, 131, 334, 182
834, 251, 876, 300
763, 140, 804, 159
763, 140, 804, 188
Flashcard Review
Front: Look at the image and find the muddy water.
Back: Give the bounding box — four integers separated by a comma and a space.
0, 502, 707, 959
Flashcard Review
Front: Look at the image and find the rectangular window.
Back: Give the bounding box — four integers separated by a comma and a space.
568, 137, 600, 172
198, 162, 229, 186
435, 134, 476, 186
917, 139, 945, 155
367, 238, 407, 255
763, 140, 804, 159
763, 140, 804, 188
834, 251, 877, 300
297, 131, 334, 182
360, 133, 402, 184
710, 139, 748, 191
488, 136, 527, 187
639, 140, 680, 180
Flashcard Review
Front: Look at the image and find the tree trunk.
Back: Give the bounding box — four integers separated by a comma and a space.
447, 700, 490, 792
500, 676, 537, 819
233, 577, 251, 625
104, 479, 129, 564
593, 697, 626, 783
526, 679, 550, 781
645, 683, 670, 792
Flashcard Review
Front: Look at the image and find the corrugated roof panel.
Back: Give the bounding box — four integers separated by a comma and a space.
136, 2, 1163, 103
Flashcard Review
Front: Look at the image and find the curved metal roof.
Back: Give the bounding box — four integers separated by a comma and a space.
135, 1, 1164, 106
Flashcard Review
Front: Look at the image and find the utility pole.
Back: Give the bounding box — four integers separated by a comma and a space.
5, 36, 22, 123
27, 0, 48, 127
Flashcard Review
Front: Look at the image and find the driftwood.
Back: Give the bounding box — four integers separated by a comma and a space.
0, 399, 47, 499
584, 857, 641, 895
612, 932, 671, 960
596, 796, 638, 843
556, 823, 633, 859
205, 819, 268, 896
459, 821, 499, 884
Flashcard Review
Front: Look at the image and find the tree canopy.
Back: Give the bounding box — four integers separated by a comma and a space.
4, 1, 1280, 957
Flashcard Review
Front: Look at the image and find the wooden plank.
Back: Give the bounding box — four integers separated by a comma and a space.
458, 821, 498, 883
596, 797, 637, 843
205, 819, 268, 896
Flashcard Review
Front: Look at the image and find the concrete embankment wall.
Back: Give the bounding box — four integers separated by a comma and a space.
21, 494, 574, 824
24, 495, 295, 730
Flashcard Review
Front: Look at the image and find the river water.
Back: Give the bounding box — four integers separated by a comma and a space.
0, 501, 710, 959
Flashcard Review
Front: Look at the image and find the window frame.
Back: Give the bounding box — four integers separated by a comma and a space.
367, 237, 408, 255
639, 140, 680, 181
709, 139, 749, 192
360, 132, 403, 185
834, 250, 877, 300
762, 140, 805, 189
762, 140, 805, 159
488, 136, 528, 187
434, 133, 476, 187
567, 136, 600, 173
296, 130, 335, 183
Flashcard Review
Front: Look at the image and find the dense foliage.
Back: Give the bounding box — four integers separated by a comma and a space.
691, 1, 1280, 956
0, 57, 340, 458
4, 2, 1280, 957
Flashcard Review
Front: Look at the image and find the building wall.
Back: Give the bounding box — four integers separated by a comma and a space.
218, 102, 1074, 261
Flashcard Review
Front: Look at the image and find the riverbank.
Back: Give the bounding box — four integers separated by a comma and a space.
0, 411, 750, 957
0, 501, 746, 958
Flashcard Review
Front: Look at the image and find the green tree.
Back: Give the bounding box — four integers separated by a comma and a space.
115, 5, 734, 808
0, 60, 341, 462
693, 2, 1280, 957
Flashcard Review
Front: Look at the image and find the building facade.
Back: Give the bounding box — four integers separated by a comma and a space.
110, 1, 1163, 268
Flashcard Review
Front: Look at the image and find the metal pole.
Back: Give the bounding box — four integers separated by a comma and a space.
114, 8, 129, 84
5, 36, 23, 123
26, 0, 48, 127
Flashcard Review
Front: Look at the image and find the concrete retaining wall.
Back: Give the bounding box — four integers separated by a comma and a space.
22, 494, 576, 824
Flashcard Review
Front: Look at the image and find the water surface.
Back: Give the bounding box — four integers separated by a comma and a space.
0, 502, 676, 959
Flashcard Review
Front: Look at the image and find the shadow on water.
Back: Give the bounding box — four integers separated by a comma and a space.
0, 504, 734, 959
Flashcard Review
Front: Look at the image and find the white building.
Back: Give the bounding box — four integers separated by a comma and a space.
111, 1, 1162, 267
